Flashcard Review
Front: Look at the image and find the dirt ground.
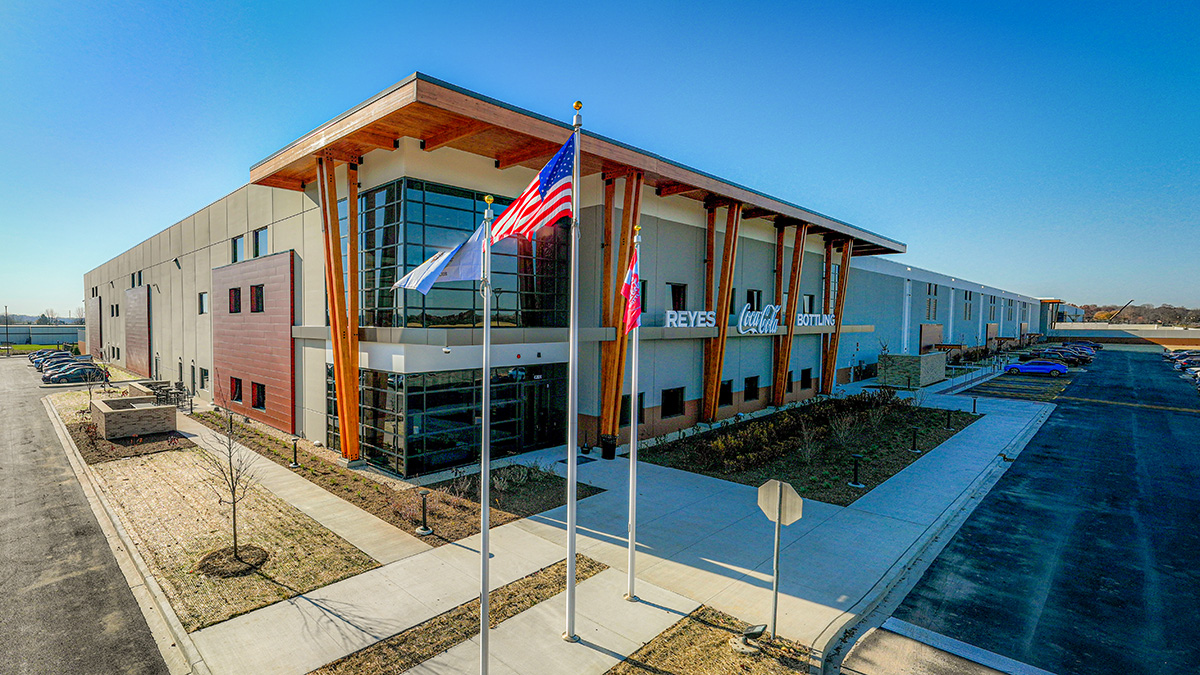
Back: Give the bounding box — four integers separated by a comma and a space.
314, 555, 607, 675
93, 448, 378, 631
608, 605, 810, 674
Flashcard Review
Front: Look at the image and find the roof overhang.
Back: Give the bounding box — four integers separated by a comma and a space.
251, 72, 906, 256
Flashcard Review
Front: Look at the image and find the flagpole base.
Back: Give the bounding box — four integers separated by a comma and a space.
623, 593, 639, 603
562, 632, 580, 643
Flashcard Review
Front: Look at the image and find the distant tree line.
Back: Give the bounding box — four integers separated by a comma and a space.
1, 309, 85, 325
1080, 303, 1200, 326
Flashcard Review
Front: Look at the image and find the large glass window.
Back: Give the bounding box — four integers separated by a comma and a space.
327, 363, 567, 477
351, 178, 570, 329
252, 227, 268, 258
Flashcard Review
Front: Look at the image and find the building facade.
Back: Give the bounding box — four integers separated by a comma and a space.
84, 73, 1039, 478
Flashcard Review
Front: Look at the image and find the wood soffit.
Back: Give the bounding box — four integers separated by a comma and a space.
249, 73, 904, 255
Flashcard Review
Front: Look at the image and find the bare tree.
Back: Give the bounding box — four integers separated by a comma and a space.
197, 409, 259, 559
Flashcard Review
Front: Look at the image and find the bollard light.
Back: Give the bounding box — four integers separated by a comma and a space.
972, 397, 978, 414
945, 408, 954, 430
289, 437, 300, 469
415, 488, 433, 536
848, 454, 865, 488
910, 426, 921, 454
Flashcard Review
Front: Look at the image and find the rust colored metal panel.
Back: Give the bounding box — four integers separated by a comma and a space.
212, 251, 296, 434
123, 286, 151, 378
86, 296, 102, 356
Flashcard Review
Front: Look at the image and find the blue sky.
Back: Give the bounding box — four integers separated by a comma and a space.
1, 1, 1196, 316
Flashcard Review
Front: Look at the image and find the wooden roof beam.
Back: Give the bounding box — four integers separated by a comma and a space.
314, 148, 363, 164
704, 195, 739, 211
741, 206, 774, 220
421, 120, 493, 152
258, 175, 307, 192
656, 182, 701, 198
350, 128, 400, 151
495, 141, 558, 170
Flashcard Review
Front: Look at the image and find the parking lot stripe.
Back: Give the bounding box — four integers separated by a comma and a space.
1054, 396, 1200, 414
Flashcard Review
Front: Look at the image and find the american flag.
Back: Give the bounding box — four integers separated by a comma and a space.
490, 134, 575, 244
621, 246, 641, 334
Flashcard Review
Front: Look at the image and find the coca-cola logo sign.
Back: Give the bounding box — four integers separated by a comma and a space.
738, 303, 781, 334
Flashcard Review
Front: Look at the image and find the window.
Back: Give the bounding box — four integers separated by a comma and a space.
231, 235, 245, 263
661, 387, 685, 418
251, 382, 266, 410
729, 288, 737, 314
668, 283, 687, 312
963, 292, 973, 321
229, 287, 242, 313
198, 292, 209, 315
988, 296, 997, 321
1006, 299, 1014, 321
178, 361, 183, 383
252, 227, 268, 258
803, 294, 816, 314
744, 376, 760, 401
114, 304, 120, 317
926, 283, 938, 320
619, 392, 645, 427
787, 370, 794, 393
230, 377, 243, 403
746, 289, 763, 312
800, 368, 813, 389
718, 379, 733, 407
250, 284, 265, 313
130, 272, 136, 288
199, 368, 209, 390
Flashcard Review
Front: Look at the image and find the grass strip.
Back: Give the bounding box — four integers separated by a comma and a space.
312, 554, 607, 674
607, 605, 810, 674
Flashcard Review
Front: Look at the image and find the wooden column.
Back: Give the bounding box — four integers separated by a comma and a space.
701, 207, 717, 403
771, 224, 786, 390
600, 177, 616, 328
701, 203, 742, 422
345, 164, 361, 458
599, 172, 644, 439
821, 240, 854, 394
772, 222, 808, 406
316, 157, 359, 461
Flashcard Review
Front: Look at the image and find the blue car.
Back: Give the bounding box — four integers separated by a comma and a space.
1006, 360, 1068, 377
46, 368, 108, 384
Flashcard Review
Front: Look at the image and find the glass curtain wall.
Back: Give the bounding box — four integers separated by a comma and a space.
348, 177, 570, 329
327, 362, 567, 476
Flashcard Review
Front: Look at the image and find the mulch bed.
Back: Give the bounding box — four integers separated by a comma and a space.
65, 420, 194, 464
314, 554, 607, 675
190, 412, 603, 547
195, 545, 270, 578
639, 391, 980, 507
607, 605, 810, 674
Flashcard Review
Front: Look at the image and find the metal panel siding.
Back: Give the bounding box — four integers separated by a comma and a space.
86, 296, 102, 356
123, 286, 151, 377
211, 251, 295, 433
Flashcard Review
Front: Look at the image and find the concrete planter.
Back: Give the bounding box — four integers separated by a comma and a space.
878, 352, 948, 388
90, 395, 177, 440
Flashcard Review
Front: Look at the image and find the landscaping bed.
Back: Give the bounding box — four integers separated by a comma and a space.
313, 554, 607, 674
190, 411, 603, 547
49, 390, 194, 463
92, 448, 378, 631
607, 605, 810, 674
638, 389, 979, 507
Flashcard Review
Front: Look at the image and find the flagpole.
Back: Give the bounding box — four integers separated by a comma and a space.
625, 226, 641, 603
479, 196, 495, 674
563, 102, 582, 643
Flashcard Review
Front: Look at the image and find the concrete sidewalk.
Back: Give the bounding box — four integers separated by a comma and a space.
176, 414, 430, 565
513, 394, 1052, 669
181, 394, 1047, 674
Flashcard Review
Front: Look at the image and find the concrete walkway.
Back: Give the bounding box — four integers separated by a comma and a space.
511, 393, 1052, 667
176, 414, 430, 565
179, 394, 1047, 674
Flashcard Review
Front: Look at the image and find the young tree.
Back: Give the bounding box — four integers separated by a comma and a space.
197, 409, 259, 560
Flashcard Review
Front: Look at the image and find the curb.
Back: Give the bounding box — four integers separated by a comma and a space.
810, 401, 1055, 674
42, 396, 211, 675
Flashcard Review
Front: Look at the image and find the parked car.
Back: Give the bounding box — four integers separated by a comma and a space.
1007, 360, 1069, 377
1068, 341, 1103, 350
46, 368, 108, 384
31, 351, 69, 366
43, 362, 100, 379
1036, 350, 1087, 366
1164, 349, 1200, 361
36, 356, 79, 372
27, 348, 60, 361
42, 365, 103, 383
1019, 352, 1069, 365
1173, 358, 1200, 371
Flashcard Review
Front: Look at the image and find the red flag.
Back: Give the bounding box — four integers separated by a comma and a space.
620, 247, 641, 334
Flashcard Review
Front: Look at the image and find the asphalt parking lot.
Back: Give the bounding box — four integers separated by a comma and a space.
893, 346, 1200, 674
0, 357, 166, 674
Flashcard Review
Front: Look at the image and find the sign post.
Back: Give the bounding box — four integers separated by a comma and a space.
757, 479, 803, 639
